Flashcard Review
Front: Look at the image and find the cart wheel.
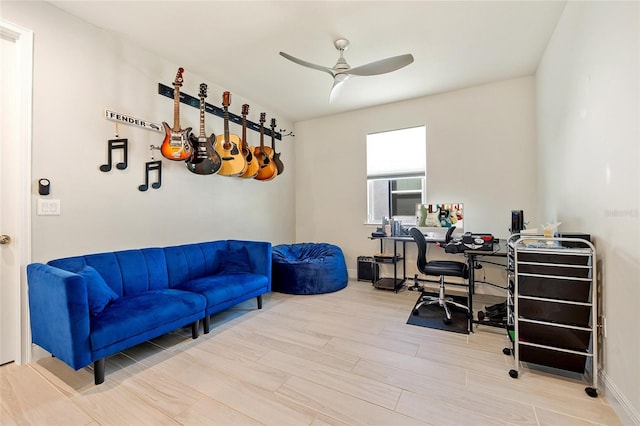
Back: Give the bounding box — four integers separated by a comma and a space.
585, 387, 598, 398
502, 348, 512, 356
443, 317, 452, 325
412, 309, 420, 316
509, 369, 518, 379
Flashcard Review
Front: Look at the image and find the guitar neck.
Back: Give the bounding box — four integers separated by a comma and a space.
199, 101, 205, 138
223, 107, 230, 141
173, 87, 181, 131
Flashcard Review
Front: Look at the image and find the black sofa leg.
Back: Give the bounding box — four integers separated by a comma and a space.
203, 315, 210, 334
191, 320, 199, 339
94, 358, 105, 385
257, 295, 263, 309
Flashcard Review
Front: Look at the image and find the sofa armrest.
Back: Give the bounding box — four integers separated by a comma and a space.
228, 240, 272, 287
27, 263, 92, 370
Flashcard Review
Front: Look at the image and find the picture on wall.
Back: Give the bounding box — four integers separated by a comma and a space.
416, 203, 464, 232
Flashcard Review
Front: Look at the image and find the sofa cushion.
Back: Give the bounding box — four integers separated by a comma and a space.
90, 289, 205, 351
175, 273, 268, 308
215, 247, 251, 274
77, 266, 118, 316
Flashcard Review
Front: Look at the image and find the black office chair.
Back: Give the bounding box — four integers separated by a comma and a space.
409, 226, 470, 324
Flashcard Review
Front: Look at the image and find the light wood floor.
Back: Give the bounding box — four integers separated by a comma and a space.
1, 281, 622, 425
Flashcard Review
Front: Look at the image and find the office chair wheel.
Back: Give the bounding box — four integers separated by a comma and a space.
443, 317, 452, 325
477, 311, 485, 321
502, 347, 512, 356
585, 387, 598, 398
509, 369, 518, 379
412, 309, 420, 316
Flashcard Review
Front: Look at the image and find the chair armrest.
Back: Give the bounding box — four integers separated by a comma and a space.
228, 241, 272, 288
27, 263, 92, 370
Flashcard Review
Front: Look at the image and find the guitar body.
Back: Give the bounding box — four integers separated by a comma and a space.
214, 134, 247, 176
254, 146, 277, 181
186, 134, 221, 175
161, 122, 193, 160
240, 146, 260, 178
273, 152, 284, 175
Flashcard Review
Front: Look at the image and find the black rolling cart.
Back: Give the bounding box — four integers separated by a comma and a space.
505, 234, 599, 398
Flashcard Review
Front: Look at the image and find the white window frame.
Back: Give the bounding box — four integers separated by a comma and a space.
366, 126, 426, 225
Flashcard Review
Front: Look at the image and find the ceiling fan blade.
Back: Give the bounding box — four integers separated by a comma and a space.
346, 54, 414, 76
329, 74, 350, 103
279, 52, 335, 77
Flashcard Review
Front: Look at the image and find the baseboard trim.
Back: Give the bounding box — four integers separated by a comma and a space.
600, 370, 640, 425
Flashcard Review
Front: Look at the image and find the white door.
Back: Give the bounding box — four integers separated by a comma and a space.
0, 21, 33, 365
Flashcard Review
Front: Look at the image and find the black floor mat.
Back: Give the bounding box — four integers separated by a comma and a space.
406, 291, 470, 334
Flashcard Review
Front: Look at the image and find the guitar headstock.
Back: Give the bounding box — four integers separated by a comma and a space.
260, 112, 266, 125
173, 67, 184, 87
242, 104, 249, 117
199, 83, 207, 99
270, 118, 277, 130
222, 91, 231, 108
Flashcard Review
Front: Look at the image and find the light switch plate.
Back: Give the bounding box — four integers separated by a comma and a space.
37, 199, 61, 215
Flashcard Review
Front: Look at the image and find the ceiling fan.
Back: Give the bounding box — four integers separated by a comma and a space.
279, 38, 414, 102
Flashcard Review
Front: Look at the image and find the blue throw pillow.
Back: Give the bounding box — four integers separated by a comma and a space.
77, 265, 118, 316
215, 247, 251, 274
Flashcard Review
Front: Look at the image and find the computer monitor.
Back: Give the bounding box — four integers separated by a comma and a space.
416, 203, 464, 233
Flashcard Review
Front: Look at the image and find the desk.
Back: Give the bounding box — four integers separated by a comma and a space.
372, 234, 509, 332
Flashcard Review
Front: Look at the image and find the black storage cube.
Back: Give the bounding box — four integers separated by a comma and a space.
519, 345, 587, 373
518, 299, 591, 327
518, 321, 591, 352
518, 275, 591, 302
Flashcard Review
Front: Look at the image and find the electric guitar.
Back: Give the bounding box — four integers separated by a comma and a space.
214, 91, 247, 176
270, 118, 284, 175
254, 113, 278, 181
186, 83, 222, 175
239, 104, 260, 179
161, 68, 193, 160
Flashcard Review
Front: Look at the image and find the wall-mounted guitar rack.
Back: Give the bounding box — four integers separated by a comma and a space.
158, 83, 281, 140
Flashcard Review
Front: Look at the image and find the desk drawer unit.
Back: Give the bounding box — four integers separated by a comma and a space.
507, 236, 598, 397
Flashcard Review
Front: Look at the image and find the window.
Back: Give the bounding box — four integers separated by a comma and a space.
366, 126, 426, 224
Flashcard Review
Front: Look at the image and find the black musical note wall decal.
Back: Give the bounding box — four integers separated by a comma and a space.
100, 138, 128, 172
138, 160, 162, 191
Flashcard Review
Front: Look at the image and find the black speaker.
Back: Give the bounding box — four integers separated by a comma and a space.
357, 256, 379, 282
511, 210, 524, 234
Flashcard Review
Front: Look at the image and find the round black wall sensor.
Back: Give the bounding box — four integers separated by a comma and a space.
38, 178, 50, 195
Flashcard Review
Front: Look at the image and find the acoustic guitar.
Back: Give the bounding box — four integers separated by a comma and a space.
270, 118, 284, 175
214, 91, 247, 176
239, 104, 260, 179
186, 83, 222, 175
161, 68, 193, 161
254, 113, 278, 181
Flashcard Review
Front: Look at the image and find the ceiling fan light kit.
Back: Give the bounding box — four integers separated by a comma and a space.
279, 38, 414, 102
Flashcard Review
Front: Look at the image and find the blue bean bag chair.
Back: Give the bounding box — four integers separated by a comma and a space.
272, 243, 348, 294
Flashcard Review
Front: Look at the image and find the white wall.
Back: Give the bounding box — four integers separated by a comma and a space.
3, 1, 295, 263
294, 77, 538, 289
537, 1, 639, 422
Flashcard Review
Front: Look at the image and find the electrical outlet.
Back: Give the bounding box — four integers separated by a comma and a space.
599, 315, 607, 338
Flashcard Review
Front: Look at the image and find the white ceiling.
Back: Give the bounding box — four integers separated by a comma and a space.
48, 1, 566, 123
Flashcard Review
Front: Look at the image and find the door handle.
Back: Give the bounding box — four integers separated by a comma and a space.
0, 235, 11, 245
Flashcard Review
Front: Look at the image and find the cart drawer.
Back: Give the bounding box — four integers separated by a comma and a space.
518, 321, 591, 352
518, 252, 590, 266
519, 345, 587, 373
518, 263, 591, 279
519, 299, 591, 327
518, 275, 591, 302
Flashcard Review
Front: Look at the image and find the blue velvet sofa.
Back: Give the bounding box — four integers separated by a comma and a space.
26, 239, 271, 385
